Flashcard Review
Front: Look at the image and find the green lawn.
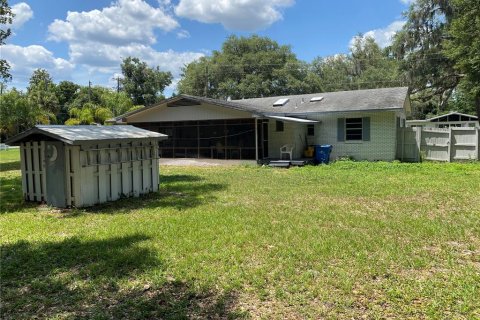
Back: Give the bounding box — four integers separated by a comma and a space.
1, 149, 480, 319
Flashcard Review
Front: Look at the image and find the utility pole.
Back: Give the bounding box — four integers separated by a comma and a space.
113, 76, 121, 93
112, 76, 122, 116
88, 80, 92, 102
204, 64, 208, 97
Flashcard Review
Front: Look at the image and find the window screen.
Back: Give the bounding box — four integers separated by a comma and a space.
307, 124, 314, 136
345, 118, 363, 141
276, 121, 284, 132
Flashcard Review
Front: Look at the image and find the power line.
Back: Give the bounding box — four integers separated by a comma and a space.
195, 55, 450, 70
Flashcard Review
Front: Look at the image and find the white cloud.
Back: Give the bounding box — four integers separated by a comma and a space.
174, 0, 295, 31
41, 0, 203, 94
2, 44, 74, 85
48, 0, 179, 45
400, 0, 415, 5
11, 2, 33, 29
177, 29, 190, 39
350, 20, 405, 48
68, 42, 203, 78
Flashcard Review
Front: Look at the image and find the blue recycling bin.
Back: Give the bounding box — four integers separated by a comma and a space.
314, 145, 333, 164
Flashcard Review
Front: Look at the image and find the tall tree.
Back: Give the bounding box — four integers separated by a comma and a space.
178, 35, 318, 99
444, 0, 480, 118
0, 0, 14, 82
310, 55, 354, 92
27, 69, 59, 121
55, 81, 80, 123
120, 57, 172, 106
391, 0, 458, 117
310, 36, 401, 93
55, 81, 80, 107
350, 36, 402, 89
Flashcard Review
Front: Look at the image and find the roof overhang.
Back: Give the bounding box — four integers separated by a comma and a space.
264, 115, 319, 123
108, 94, 263, 124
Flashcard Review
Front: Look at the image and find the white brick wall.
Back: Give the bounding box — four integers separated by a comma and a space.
268, 111, 399, 161
267, 121, 305, 158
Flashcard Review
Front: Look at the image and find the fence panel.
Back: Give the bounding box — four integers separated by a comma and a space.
397, 127, 479, 162
421, 128, 450, 161
451, 128, 478, 161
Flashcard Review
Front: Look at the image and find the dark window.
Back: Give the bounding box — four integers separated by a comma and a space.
307, 124, 315, 136
276, 121, 284, 132
345, 118, 363, 141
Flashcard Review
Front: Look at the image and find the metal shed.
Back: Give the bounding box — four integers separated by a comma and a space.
6, 125, 167, 208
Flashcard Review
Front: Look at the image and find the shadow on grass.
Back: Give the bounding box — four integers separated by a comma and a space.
0, 175, 36, 213
0, 160, 20, 172
1, 234, 245, 319
0, 172, 226, 215
77, 173, 226, 215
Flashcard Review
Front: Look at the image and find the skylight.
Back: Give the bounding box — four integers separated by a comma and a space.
310, 96, 324, 102
273, 98, 289, 107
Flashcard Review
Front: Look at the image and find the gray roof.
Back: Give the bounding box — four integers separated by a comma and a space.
231, 87, 409, 115
6, 125, 167, 146
111, 87, 409, 123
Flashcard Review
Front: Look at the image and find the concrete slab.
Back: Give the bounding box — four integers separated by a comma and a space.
159, 158, 257, 167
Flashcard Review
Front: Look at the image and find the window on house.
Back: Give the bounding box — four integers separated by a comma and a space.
345, 118, 363, 141
276, 120, 284, 132
307, 124, 314, 136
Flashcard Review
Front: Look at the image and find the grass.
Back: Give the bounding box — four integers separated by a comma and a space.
1, 148, 480, 319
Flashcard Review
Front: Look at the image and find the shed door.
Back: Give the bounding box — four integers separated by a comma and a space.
45, 141, 67, 207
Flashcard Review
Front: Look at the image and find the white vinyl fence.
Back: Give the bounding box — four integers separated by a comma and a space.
397, 127, 479, 162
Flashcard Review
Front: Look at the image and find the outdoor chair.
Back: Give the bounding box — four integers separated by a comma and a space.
280, 144, 294, 160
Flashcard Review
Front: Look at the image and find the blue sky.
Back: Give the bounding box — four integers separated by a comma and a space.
3, 0, 413, 95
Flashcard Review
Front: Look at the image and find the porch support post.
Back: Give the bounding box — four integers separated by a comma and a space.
255, 117, 259, 161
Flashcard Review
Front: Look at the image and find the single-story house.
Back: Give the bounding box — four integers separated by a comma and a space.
108, 87, 411, 162
407, 111, 479, 129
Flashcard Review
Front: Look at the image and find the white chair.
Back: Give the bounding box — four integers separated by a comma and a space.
280, 144, 294, 160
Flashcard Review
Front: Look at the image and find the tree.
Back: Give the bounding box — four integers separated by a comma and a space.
0, 0, 14, 82
55, 81, 80, 123
309, 36, 401, 93
310, 55, 354, 92
99, 90, 134, 116
391, 0, 458, 117
27, 69, 59, 121
120, 57, 172, 106
350, 36, 402, 89
178, 35, 318, 99
55, 81, 80, 107
65, 102, 113, 125
444, 0, 480, 118
68, 85, 104, 110
0, 89, 52, 139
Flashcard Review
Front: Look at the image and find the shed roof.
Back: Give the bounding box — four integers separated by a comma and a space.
6, 125, 167, 146
427, 111, 478, 122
